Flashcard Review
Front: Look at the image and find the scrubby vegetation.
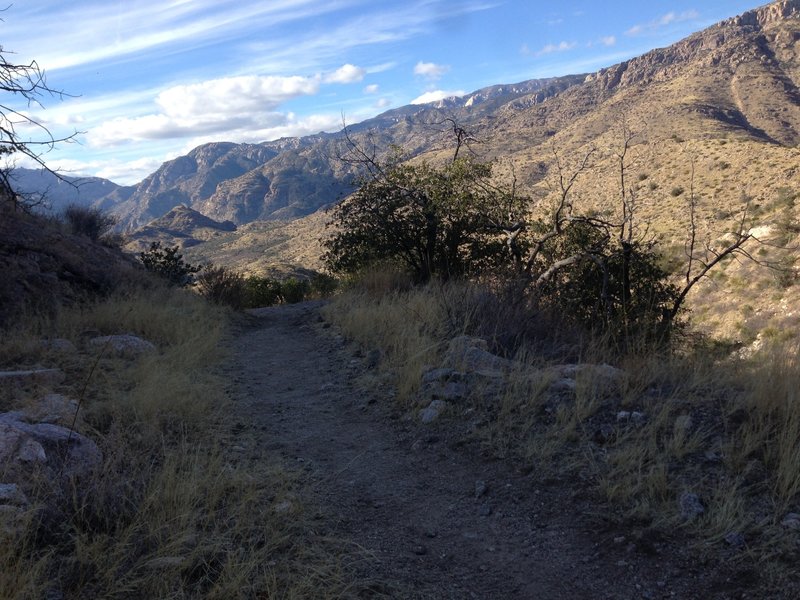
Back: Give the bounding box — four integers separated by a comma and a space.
0, 280, 355, 598
323, 276, 800, 575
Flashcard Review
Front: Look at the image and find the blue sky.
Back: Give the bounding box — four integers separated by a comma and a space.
3, 0, 761, 184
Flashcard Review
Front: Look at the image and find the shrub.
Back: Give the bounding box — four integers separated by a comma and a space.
138, 241, 201, 286
63, 204, 117, 242
244, 275, 283, 307
670, 186, 685, 197
281, 278, 310, 304
196, 264, 247, 309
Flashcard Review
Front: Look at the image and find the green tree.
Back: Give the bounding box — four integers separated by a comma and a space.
323, 145, 525, 283
138, 242, 201, 286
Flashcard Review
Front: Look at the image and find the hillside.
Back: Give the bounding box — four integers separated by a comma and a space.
123, 204, 236, 252
10, 168, 121, 214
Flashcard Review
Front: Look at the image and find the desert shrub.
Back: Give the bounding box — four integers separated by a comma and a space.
281, 277, 310, 304
309, 272, 339, 298
63, 204, 117, 242
196, 264, 247, 309
244, 275, 283, 307
670, 186, 685, 197
138, 241, 201, 286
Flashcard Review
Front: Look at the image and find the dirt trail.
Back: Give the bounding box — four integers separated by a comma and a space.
224, 302, 752, 600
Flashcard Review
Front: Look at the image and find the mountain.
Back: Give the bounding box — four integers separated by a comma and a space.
10, 168, 121, 214
124, 204, 236, 253
117, 0, 799, 344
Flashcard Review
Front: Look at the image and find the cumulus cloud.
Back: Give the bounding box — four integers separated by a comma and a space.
410, 90, 465, 105
413, 61, 450, 80
375, 98, 391, 108
627, 10, 700, 35
601, 36, 616, 46
87, 74, 321, 147
364, 83, 380, 94
324, 64, 366, 84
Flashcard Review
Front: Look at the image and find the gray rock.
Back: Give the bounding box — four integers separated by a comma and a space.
679, 492, 705, 521
421, 367, 461, 385
475, 480, 488, 498
617, 410, 647, 424
419, 400, 448, 423
478, 503, 493, 516
550, 363, 625, 396
781, 513, 800, 530
0, 411, 102, 480
435, 381, 469, 402
444, 336, 512, 372
24, 394, 79, 426
724, 532, 746, 547
88, 334, 156, 358
0, 483, 28, 505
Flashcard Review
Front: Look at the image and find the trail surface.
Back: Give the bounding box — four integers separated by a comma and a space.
224, 302, 762, 599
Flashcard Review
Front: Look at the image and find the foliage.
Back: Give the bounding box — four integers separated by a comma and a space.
281, 277, 310, 304
196, 264, 248, 309
244, 275, 284, 307
323, 151, 524, 283
63, 204, 117, 242
138, 241, 201, 286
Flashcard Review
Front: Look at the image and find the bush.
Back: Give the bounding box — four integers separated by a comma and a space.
64, 204, 117, 242
138, 242, 201, 286
196, 264, 247, 309
244, 275, 283, 307
281, 278, 310, 304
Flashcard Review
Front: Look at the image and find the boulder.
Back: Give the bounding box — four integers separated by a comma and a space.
0, 482, 29, 505
0, 411, 102, 481
88, 334, 156, 358
23, 394, 79, 426
41, 338, 78, 354
443, 336, 513, 372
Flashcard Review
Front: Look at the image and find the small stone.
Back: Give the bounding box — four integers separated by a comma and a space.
679, 492, 705, 521
724, 532, 745, 547
412, 544, 427, 555
478, 503, 492, 517
475, 480, 488, 498
674, 414, 693, 433
0, 483, 28, 506
419, 400, 447, 423
613, 535, 626, 544
365, 349, 381, 368
781, 513, 800, 530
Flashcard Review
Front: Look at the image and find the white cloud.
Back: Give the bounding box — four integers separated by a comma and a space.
410, 90, 466, 105
413, 61, 450, 80
364, 84, 380, 94
601, 36, 616, 47
87, 75, 321, 147
324, 64, 366, 84
535, 41, 577, 56
626, 10, 700, 36
375, 98, 391, 108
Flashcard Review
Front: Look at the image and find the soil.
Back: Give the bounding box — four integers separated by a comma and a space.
224, 301, 784, 600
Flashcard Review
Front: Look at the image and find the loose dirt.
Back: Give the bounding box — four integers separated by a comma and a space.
224, 301, 773, 599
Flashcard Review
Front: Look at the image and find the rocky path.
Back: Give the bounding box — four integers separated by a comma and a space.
224, 302, 759, 600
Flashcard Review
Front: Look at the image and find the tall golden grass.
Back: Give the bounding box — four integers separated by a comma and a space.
325, 277, 800, 569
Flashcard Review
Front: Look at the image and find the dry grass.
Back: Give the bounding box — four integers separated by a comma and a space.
325, 278, 800, 572
0, 283, 355, 599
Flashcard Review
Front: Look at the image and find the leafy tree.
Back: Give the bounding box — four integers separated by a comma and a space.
324, 144, 525, 283
138, 242, 201, 286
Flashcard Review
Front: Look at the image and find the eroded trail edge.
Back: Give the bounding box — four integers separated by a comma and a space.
224, 302, 741, 600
